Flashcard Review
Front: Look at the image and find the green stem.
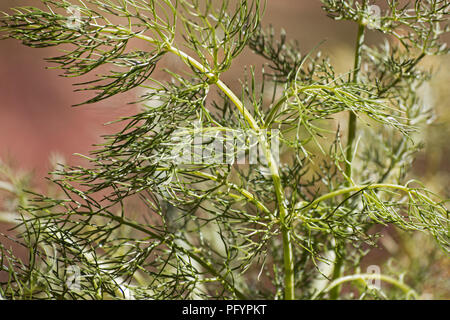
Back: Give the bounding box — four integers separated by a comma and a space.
100, 25, 295, 300
309, 183, 424, 207
179, 169, 272, 216
165, 33, 295, 301
345, 22, 366, 183
331, 18, 366, 300
150, 165, 271, 214
169, 39, 295, 301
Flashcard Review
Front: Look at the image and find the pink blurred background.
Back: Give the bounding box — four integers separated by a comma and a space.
0, 0, 359, 181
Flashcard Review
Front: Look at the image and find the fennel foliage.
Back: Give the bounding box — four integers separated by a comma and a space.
0, 0, 448, 300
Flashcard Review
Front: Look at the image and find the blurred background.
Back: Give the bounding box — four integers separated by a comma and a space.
0, 0, 448, 298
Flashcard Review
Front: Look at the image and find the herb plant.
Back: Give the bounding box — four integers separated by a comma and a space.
0, 0, 448, 300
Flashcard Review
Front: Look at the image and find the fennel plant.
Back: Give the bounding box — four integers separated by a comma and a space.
0, 0, 448, 300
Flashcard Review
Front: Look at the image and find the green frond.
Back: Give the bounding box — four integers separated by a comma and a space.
0, 0, 448, 300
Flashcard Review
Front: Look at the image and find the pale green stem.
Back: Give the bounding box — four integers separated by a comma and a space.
173, 168, 272, 216
345, 22, 366, 183
306, 183, 435, 210
313, 273, 418, 300
331, 14, 366, 299
99, 25, 295, 300
169, 43, 295, 299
